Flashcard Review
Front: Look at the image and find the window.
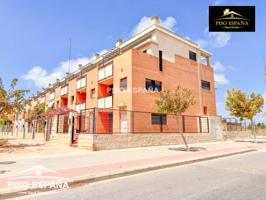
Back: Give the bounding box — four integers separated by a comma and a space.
143, 50, 147, 53
56, 101, 59, 108
145, 79, 162, 92
189, 51, 197, 61
71, 96, 75, 105
120, 77, 127, 91
201, 80, 211, 90
151, 113, 167, 125
159, 50, 163, 71
91, 88, 96, 99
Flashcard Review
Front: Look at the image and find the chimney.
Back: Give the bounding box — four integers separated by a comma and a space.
151, 16, 160, 25
78, 64, 83, 69
95, 53, 100, 59
115, 39, 123, 48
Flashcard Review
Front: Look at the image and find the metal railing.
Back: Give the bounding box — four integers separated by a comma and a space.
77, 108, 209, 134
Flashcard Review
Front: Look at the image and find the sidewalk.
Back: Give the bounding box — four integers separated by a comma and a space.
0, 137, 266, 197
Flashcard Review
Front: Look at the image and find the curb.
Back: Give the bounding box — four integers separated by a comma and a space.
0, 148, 256, 199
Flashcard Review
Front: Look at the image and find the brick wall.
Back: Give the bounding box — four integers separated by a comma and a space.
131, 49, 216, 116
91, 133, 218, 151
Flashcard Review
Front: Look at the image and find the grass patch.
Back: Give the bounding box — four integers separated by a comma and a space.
0, 139, 8, 146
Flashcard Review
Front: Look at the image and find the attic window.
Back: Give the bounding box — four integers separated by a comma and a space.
189, 51, 197, 61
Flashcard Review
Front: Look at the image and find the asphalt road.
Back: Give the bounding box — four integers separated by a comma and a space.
17, 150, 266, 200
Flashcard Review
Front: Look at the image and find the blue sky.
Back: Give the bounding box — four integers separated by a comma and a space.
0, 0, 266, 119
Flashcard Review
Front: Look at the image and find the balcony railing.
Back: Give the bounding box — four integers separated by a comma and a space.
98, 96, 112, 108
49, 92, 55, 101
98, 64, 113, 81
76, 78, 86, 89
61, 86, 68, 96
76, 103, 86, 112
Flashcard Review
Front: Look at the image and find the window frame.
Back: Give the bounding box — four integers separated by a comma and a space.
159, 50, 163, 71
145, 79, 162, 92
90, 88, 96, 99
71, 96, 75, 105
201, 80, 211, 90
120, 77, 127, 91
189, 51, 197, 61
151, 113, 167, 125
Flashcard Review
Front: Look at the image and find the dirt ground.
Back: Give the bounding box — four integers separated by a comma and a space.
0, 138, 88, 161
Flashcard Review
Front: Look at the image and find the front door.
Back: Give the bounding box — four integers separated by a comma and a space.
120, 112, 127, 133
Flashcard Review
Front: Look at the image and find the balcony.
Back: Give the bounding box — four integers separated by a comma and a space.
98, 64, 113, 81
76, 77, 86, 90
76, 103, 85, 112
98, 96, 112, 108
61, 86, 68, 96
60, 97, 68, 107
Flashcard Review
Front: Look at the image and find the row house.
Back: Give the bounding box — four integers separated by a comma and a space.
27, 16, 216, 136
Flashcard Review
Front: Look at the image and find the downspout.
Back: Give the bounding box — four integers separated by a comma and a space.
196, 49, 203, 115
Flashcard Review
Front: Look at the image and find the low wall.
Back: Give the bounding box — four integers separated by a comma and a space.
77, 134, 94, 150
24, 132, 45, 141
49, 134, 70, 145
256, 129, 266, 136
91, 133, 220, 151
223, 131, 251, 140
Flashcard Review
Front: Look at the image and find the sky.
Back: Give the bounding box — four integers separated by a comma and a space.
0, 0, 266, 120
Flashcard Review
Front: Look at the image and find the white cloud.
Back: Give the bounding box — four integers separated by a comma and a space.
196, 28, 231, 49
263, 93, 266, 101
213, 0, 223, 5
22, 49, 107, 89
216, 101, 229, 117
131, 16, 177, 36
208, 32, 231, 48
212, 60, 225, 72
214, 73, 229, 85
212, 60, 230, 85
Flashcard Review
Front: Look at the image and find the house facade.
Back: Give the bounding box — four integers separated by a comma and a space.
23, 16, 216, 138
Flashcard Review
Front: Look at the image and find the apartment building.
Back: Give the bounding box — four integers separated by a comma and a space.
25, 16, 216, 136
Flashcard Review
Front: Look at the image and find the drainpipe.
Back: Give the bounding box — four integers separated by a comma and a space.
197, 50, 203, 115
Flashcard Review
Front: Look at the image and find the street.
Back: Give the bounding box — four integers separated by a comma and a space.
18, 150, 266, 200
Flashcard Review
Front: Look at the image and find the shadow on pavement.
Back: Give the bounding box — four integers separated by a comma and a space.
0, 161, 16, 165
0, 170, 10, 174
0, 143, 45, 153
235, 140, 266, 144
169, 147, 207, 152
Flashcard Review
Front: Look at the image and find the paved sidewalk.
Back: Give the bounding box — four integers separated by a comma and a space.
1, 137, 266, 197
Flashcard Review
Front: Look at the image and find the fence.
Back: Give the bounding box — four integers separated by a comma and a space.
77, 108, 209, 134
0, 109, 210, 140
0, 124, 13, 136
224, 118, 247, 132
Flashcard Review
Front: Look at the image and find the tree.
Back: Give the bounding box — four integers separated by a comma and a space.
27, 102, 46, 122
0, 78, 30, 116
155, 86, 195, 151
256, 122, 266, 129
226, 89, 264, 142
